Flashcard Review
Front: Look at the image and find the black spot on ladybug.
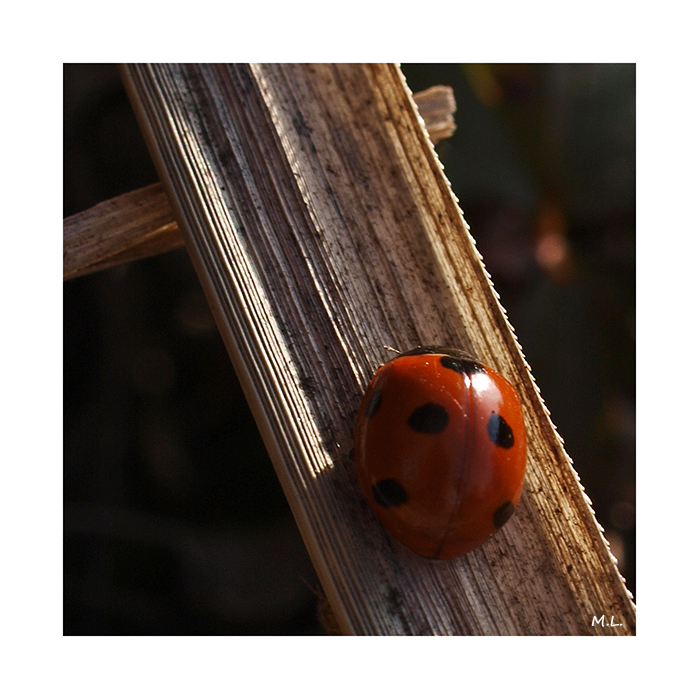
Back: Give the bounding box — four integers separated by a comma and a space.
408, 403, 449, 433
373, 479, 408, 508
440, 356, 486, 376
487, 413, 514, 448
493, 501, 515, 528
365, 389, 382, 418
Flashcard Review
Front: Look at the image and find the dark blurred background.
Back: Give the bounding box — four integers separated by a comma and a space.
64, 63, 635, 634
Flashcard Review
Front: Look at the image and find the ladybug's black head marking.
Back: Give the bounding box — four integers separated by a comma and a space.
487, 413, 514, 449
365, 389, 382, 418
493, 501, 515, 528
440, 355, 486, 376
398, 347, 484, 376
373, 479, 408, 508
408, 403, 449, 434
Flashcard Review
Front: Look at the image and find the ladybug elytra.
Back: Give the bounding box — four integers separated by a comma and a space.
353, 346, 527, 559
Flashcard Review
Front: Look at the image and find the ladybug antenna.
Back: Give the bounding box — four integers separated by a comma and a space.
383, 345, 401, 355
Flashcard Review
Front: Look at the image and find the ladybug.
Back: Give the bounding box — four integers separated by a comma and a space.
353, 346, 526, 559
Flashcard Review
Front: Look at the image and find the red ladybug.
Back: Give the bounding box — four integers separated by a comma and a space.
354, 346, 527, 559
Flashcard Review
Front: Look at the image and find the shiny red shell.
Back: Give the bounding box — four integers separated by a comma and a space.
354, 347, 527, 559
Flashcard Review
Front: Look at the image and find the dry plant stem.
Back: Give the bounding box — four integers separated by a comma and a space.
63, 87, 456, 280
413, 85, 456, 142
120, 63, 635, 635
63, 183, 182, 280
